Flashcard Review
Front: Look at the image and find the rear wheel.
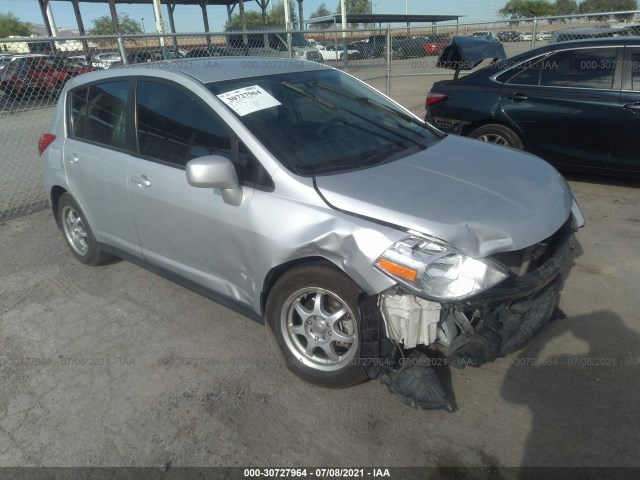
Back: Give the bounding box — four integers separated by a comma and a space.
58, 193, 112, 266
468, 123, 524, 150
266, 263, 367, 388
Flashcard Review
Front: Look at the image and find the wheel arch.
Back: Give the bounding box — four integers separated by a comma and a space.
50, 185, 68, 227
461, 120, 527, 149
260, 256, 358, 316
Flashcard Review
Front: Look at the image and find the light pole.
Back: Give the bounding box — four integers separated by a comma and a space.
141, 17, 145, 33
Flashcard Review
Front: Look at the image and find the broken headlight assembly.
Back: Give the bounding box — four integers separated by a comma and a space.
374, 236, 508, 301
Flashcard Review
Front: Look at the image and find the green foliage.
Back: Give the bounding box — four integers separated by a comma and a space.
336, 0, 371, 14
499, 0, 557, 18
227, 1, 298, 29
268, 1, 298, 27
310, 3, 332, 29
336, 0, 371, 27
310, 2, 331, 18
0, 12, 31, 38
225, 11, 266, 29
578, 0, 637, 13
555, 0, 578, 15
89, 13, 143, 36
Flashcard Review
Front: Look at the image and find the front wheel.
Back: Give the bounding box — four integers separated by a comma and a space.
468, 123, 524, 150
265, 263, 367, 388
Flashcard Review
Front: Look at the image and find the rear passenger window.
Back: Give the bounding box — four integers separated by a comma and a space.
540, 48, 617, 89
68, 81, 129, 149
136, 80, 232, 167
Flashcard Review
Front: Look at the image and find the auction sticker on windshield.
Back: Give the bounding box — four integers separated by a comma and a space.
216, 85, 281, 116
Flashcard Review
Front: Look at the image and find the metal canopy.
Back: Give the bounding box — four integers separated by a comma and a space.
306, 14, 462, 25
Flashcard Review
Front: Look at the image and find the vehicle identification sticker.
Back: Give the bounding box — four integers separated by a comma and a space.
216, 85, 281, 116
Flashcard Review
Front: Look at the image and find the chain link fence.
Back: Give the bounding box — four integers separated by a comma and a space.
1, 10, 638, 221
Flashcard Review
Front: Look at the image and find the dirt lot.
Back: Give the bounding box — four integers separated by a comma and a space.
1, 173, 639, 469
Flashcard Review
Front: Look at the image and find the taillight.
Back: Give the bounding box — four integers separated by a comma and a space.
38, 133, 56, 156
426, 91, 449, 107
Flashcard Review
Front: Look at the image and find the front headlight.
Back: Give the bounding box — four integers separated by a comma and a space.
375, 236, 508, 301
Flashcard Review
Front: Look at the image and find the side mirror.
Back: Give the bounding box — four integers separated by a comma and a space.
186, 155, 242, 206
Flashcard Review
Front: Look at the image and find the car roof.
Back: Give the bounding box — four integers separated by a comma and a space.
65, 57, 331, 87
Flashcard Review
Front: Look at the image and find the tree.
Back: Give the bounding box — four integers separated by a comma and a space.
555, 0, 578, 15
336, 0, 371, 27
225, 11, 267, 30
310, 3, 331, 29
0, 12, 31, 37
310, 2, 331, 18
499, 0, 557, 18
579, 0, 637, 20
268, 1, 298, 27
89, 13, 143, 36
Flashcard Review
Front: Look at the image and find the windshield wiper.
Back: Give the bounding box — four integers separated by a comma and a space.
282, 82, 337, 110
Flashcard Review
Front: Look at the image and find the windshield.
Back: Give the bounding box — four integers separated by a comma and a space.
207, 70, 439, 176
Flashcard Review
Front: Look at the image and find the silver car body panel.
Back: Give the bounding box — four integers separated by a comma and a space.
316, 136, 574, 258
41, 58, 581, 320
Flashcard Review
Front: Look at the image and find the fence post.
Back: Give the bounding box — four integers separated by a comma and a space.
385, 26, 391, 96
117, 36, 128, 66
531, 17, 538, 49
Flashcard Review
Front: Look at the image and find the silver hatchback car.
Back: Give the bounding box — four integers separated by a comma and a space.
40, 58, 584, 393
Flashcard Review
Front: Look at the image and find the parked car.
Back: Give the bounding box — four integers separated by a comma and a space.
90, 52, 122, 69
471, 31, 500, 42
348, 41, 383, 58
519, 32, 533, 41
315, 43, 360, 61
414, 35, 450, 56
225, 30, 323, 63
185, 47, 227, 58
39, 58, 583, 402
497, 31, 520, 42
387, 37, 427, 59
535, 31, 552, 41
1, 55, 94, 98
425, 37, 640, 176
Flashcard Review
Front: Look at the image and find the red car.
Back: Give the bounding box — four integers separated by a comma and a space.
416, 35, 450, 56
1, 55, 95, 99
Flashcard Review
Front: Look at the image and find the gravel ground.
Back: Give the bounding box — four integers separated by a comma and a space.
0, 174, 639, 468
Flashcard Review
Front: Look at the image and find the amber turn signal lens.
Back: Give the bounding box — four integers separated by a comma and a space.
377, 258, 418, 282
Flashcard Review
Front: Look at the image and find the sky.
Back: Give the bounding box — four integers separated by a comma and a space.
1, 0, 508, 33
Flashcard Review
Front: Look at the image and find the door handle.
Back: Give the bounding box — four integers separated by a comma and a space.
507, 93, 528, 101
131, 175, 151, 188
623, 103, 640, 113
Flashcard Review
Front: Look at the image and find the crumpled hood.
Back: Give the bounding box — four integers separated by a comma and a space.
314, 136, 573, 258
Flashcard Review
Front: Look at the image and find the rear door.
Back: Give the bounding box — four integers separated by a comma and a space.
609, 46, 640, 172
499, 46, 622, 170
63, 80, 141, 255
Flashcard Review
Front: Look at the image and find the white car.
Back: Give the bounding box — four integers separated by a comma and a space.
316, 44, 359, 61
519, 32, 533, 41
536, 31, 552, 41
90, 52, 122, 69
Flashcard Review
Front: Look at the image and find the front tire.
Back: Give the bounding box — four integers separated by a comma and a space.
468, 123, 524, 150
58, 193, 112, 266
266, 263, 367, 388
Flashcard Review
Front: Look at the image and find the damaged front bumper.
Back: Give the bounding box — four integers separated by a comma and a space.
374, 215, 576, 366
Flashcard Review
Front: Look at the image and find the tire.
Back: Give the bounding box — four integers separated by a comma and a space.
265, 263, 367, 388
468, 123, 524, 150
339, 53, 345, 61
57, 193, 112, 266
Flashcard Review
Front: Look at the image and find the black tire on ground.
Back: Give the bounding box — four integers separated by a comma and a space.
57, 193, 112, 266
265, 263, 368, 388
468, 123, 524, 150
